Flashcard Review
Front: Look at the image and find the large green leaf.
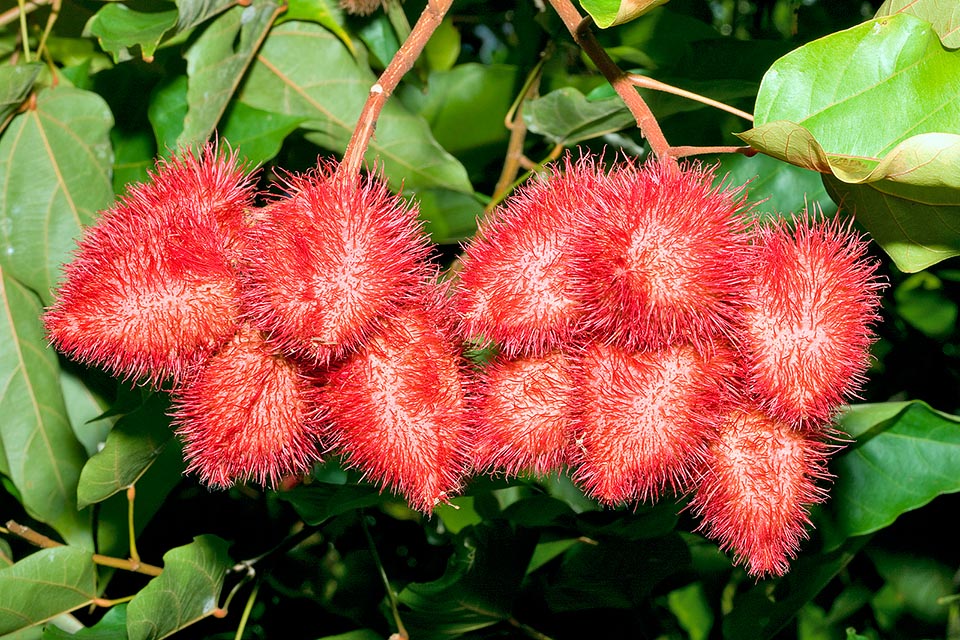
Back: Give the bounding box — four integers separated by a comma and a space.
174, 0, 237, 32
0, 547, 97, 636
715, 153, 836, 221
126, 535, 232, 640
876, 0, 960, 47
42, 604, 128, 640
0, 267, 89, 546
580, 0, 670, 28
178, 0, 284, 148
738, 14, 960, 272
0, 64, 42, 132
823, 401, 960, 546
524, 88, 636, 147
84, 4, 179, 63
219, 102, 304, 166
0, 86, 114, 304
76, 394, 175, 509
238, 21, 473, 194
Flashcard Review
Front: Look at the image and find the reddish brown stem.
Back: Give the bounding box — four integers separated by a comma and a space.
669, 145, 757, 159
339, 0, 455, 178
546, 0, 673, 162
628, 74, 754, 122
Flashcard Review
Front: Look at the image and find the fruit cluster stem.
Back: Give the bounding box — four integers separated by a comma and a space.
546, 0, 673, 162
339, 0, 455, 179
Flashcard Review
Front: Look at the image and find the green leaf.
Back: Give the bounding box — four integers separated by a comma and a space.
580, 0, 670, 28
876, 0, 960, 47
893, 272, 958, 339
668, 583, 713, 640
148, 77, 189, 152
59, 367, 115, 458
0, 268, 89, 545
41, 604, 127, 640
178, 1, 284, 148
111, 129, 156, 195
174, 0, 237, 32
738, 14, 960, 272
219, 102, 304, 166
0, 63, 42, 132
723, 536, 870, 639
825, 401, 960, 545
411, 188, 482, 244
0, 547, 97, 636
868, 549, 953, 624
77, 394, 175, 509
0, 86, 114, 304
524, 88, 636, 147
126, 535, 232, 640
526, 538, 580, 574
281, 482, 384, 525
280, 0, 353, 55
239, 21, 473, 193
84, 4, 179, 63
399, 521, 537, 637
435, 496, 483, 534
424, 18, 460, 73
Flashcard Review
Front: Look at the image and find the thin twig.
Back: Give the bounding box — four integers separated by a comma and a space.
628, 74, 754, 122
361, 513, 408, 640
339, 0, 455, 178
669, 144, 756, 158
4, 520, 163, 577
0, 0, 43, 28
489, 59, 545, 210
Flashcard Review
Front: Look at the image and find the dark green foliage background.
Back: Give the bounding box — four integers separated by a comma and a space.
2, 0, 960, 638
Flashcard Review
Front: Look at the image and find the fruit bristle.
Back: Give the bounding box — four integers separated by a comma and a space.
455, 155, 606, 356
321, 284, 471, 513
242, 163, 432, 364
471, 350, 578, 477
574, 159, 751, 352
689, 406, 833, 577
173, 326, 325, 488
740, 213, 884, 424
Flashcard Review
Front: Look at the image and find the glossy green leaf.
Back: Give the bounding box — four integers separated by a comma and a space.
424, 18, 460, 73
280, 0, 354, 55
238, 21, 473, 193
399, 521, 537, 637
893, 272, 958, 339
524, 88, 636, 147
580, 0, 670, 28
826, 402, 960, 545
723, 536, 870, 639
0, 86, 114, 304
0, 64, 42, 132
126, 535, 232, 640
281, 482, 384, 525
435, 496, 483, 534
0, 547, 97, 636
219, 102, 304, 165
174, 0, 237, 32
42, 605, 127, 640
84, 4, 179, 63
876, 0, 960, 47
526, 538, 580, 574
823, 175, 960, 273
178, 1, 284, 148
0, 267, 89, 545
739, 14, 960, 272
77, 394, 175, 509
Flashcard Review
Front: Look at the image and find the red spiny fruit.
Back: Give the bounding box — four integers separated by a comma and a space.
241, 163, 431, 364
173, 325, 324, 488
574, 159, 750, 352
573, 340, 736, 505
321, 283, 471, 513
689, 406, 832, 577
740, 214, 883, 424
472, 350, 578, 477
455, 155, 606, 356
44, 145, 255, 386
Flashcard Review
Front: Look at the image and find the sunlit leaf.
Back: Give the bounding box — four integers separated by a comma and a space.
238, 21, 473, 194
0, 63, 42, 133
0, 548, 96, 636
739, 14, 960, 272
424, 18, 460, 73
715, 152, 836, 221
580, 0, 670, 28
280, 0, 354, 55
84, 4, 179, 63
0, 267, 89, 546
825, 402, 960, 546
0, 86, 114, 304
126, 536, 232, 640
175, 0, 236, 32
876, 0, 960, 46
178, 1, 284, 148
76, 394, 175, 509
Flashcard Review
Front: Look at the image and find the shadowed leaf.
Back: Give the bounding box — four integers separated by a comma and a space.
0, 64, 42, 133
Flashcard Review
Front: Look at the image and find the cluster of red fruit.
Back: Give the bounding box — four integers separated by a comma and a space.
45, 146, 882, 577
